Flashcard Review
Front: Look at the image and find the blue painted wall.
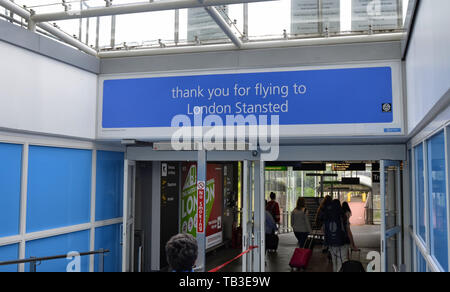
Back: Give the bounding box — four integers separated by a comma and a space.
0, 143, 124, 272
0, 143, 22, 237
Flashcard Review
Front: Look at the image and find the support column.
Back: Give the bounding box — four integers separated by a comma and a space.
253, 160, 265, 272
27, 10, 36, 32
150, 162, 161, 271
242, 160, 253, 272
195, 150, 207, 272
259, 160, 266, 271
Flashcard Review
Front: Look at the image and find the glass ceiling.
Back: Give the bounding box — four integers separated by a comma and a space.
1, 0, 413, 53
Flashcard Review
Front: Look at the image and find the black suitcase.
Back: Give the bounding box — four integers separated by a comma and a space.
340, 250, 365, 272
266, 233, 279, 251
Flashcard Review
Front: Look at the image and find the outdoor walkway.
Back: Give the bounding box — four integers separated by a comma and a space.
205, 225, 381, 272
205, 233, 333, 272
349, 202, 366, 226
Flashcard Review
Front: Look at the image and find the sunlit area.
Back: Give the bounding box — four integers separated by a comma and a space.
0, 0, 413, 54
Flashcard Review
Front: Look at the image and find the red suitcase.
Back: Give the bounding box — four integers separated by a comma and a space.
289, 236, 314, 269
289, 247, 313, 269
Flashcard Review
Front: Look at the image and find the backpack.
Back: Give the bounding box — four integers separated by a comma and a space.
322, 203, 347, 247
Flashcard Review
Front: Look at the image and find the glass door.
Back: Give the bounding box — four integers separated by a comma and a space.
241, 160, 265, 272
380, 160, 403, 272
122, 160, 136, 272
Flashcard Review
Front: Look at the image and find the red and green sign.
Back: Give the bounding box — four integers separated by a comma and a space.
180, 163, 223, 249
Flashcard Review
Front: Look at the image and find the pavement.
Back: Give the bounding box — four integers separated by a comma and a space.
349, 202, 366, 226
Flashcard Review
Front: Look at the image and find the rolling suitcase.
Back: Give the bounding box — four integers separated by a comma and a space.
340, 249, 365, 272
289, 235, 314, 270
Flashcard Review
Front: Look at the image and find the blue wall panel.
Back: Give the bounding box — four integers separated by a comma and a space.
0, 143, 22, 237
427, 131, 448, 271
27, 146, 92, 232
94, 224, 122, 272
25, 230, 90, 272
0, 244, 19, 272
96, 151, 124, 221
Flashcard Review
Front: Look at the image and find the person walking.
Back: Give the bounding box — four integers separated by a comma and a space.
342, 201, 358, 253
266, 192, 281, 224
291, 197, 312, 248
315, 195, 332, 229
265, 200, 279, 253
319, 200, 355, 272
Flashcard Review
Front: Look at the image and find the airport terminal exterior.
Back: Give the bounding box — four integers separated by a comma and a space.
0, 0, 449, 273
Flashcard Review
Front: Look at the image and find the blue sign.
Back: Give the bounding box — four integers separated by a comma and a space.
102, 67, 393, 128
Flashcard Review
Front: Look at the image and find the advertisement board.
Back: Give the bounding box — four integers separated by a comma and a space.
180, 163, 223, 249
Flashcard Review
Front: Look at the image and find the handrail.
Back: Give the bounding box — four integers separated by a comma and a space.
0, 249, 110, 272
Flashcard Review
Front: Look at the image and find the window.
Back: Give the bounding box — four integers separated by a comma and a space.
414, 143, 426, 243
408, 149, 413, 228
427, 131, 448, 271
416, 247, 427, 272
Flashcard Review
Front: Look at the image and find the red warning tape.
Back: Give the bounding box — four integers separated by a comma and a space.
208, 246, 259, 273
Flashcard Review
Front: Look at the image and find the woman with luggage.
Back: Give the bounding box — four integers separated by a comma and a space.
291, 198, 312, 248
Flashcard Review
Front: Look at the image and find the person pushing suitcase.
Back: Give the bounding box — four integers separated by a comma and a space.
265, 200, 279, 253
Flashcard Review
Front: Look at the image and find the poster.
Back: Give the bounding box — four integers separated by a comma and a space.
352, 0, 400, 31
291, 0, 340, 35
180, 163, 223, 249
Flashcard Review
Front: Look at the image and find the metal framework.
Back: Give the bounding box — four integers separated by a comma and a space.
0, 0, 408, 58
0, 0, 97, 56
30, 0, 272, 22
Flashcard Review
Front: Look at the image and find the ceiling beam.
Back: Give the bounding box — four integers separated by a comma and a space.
0, 0, 97, 56
29, 0, 274, 23
202, 5, 243, 48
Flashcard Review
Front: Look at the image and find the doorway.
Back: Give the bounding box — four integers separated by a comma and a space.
122, 147, 266, 272
121, 146, 407, 273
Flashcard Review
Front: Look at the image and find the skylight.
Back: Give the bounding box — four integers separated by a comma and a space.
0, 0, 413, 55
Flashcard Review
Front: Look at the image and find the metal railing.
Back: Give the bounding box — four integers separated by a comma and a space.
0, 249, 109, 272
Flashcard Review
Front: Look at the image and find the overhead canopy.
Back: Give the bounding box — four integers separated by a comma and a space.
0, 0, 413, 56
